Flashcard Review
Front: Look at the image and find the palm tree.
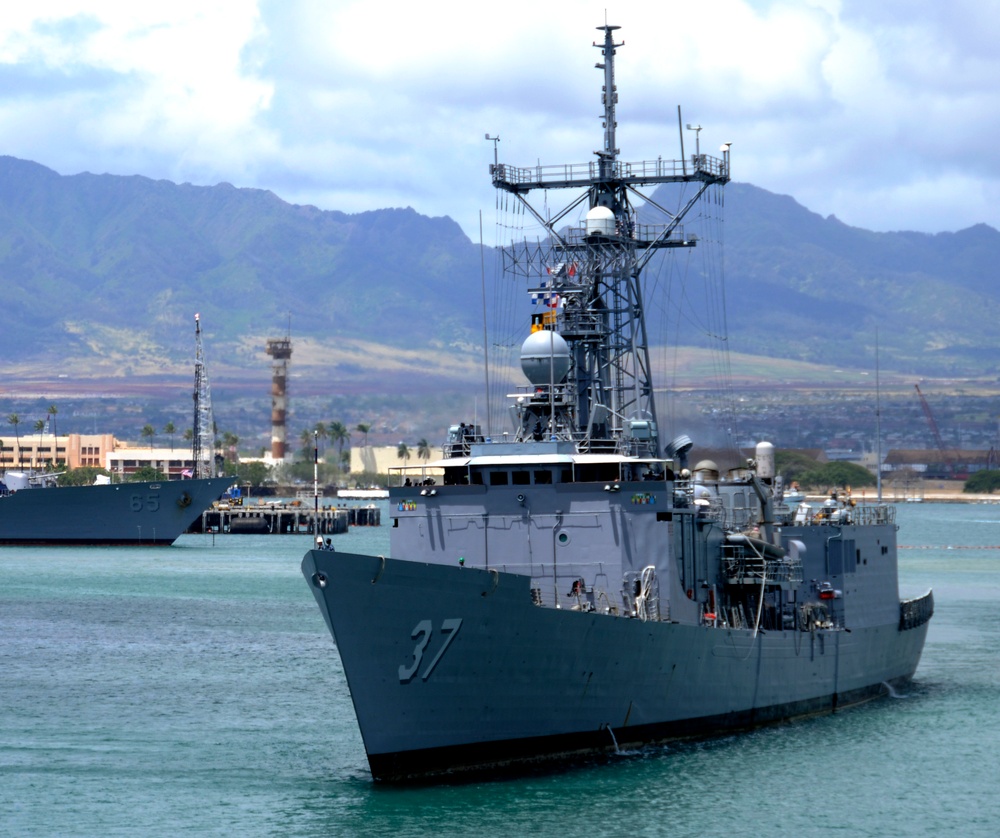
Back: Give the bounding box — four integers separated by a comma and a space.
300, 427, 315, 459
221, 431, 239, 464
314, 422, 328, 456
163, 421, 177, 450
397, 441, 411, 465
7, 414, 21, 466
47, 404, 58, 438
142, 424, 156, 449
328, 422, 350, 472
355, 422, 371, 447
417, 438, 431, 463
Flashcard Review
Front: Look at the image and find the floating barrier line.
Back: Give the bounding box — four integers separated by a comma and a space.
899, 545, 1000, 549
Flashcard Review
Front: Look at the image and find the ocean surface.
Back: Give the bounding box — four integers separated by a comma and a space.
2, 501, 998, 837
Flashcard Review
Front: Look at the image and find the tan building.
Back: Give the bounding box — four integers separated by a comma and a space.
350, 446, 443, 480
105, 445, 203, 479
0, 433, 115, 470
0, 433, 201, 479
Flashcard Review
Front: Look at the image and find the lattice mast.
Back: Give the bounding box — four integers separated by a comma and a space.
192, 313, 216, 478
491, 24, 730, 457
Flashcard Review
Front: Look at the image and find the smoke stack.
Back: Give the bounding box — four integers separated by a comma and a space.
265, 337, 292, 460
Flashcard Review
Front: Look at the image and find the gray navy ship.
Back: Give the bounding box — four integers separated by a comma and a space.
1, 313, 232, 546
303, 24, 934, 782
0, 470, 233, 545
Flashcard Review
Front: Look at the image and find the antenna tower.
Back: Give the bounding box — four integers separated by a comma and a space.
491, 25, 730, 457
192, 313, 216, 478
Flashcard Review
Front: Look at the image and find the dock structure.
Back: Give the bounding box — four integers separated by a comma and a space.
346, 505, 381, 525
189, 502, 380, 535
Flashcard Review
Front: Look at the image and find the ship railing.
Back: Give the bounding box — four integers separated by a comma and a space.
704, 497, 728, 524
491, 156, 728, 191
558, 312, 605, 338
722, 549, 803, 586
502, 232, 695, 281
713, 502, 759, 531
899, 589, 934, 630
802, 503, 896, 526
558, 224, 691, 248
675, 495, 760, 531
441, 431, 487, 459
854, 503, 896, 525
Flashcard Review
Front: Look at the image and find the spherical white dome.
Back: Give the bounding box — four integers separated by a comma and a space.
520, 330, 570, 385
585, 205, 616, 237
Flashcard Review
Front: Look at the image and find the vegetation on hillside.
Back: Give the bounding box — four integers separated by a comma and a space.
3, 158, 1000, 381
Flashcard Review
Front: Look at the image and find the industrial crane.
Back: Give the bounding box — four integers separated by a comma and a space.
914, 384, 960, 478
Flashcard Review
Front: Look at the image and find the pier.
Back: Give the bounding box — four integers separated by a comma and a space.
188, 501, 380, 535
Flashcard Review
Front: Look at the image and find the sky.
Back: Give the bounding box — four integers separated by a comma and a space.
3, 0, 999, 241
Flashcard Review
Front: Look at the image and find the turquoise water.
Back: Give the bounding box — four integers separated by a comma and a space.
2, 502, 999, 836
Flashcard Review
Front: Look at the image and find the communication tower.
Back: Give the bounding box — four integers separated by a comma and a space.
192, 313, 216, 478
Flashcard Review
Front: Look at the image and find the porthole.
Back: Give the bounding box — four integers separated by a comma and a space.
557, 531, 570, 546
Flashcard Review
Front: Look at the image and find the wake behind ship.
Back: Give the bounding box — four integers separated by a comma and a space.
303, 24, 933, 782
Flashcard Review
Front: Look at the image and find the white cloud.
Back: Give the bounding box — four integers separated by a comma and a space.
1, 2, 273, 181
2, 0, 999, 237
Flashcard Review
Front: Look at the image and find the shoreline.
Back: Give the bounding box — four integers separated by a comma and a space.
805, 490, 999, 504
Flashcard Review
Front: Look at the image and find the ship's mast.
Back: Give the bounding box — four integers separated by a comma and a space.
492, 24, 730, 457
192, 313, 216, 478
598, 24, 619, 179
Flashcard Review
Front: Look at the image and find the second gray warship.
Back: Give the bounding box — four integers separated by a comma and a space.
303, 24, 933, 782
0, 471, 234, 545
0, 314, 231, 546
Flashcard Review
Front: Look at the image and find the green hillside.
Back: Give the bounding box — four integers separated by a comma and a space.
2, 155, 999, 385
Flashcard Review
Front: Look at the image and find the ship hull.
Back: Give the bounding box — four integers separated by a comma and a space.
304, 549, 929, 782
0, 476, 233, 545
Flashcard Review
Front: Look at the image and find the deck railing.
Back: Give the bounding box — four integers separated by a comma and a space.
899, 590, 934, 630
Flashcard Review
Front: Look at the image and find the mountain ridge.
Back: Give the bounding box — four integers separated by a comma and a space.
2, 155, 999, 387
